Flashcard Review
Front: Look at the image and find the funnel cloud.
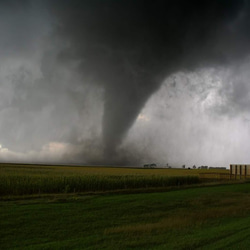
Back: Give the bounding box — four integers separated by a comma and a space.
0, 0, 250, 166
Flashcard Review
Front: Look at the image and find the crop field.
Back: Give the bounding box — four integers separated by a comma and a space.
0, 163, 229, 196
2, 163, 250, 249
0, 162, 229, 176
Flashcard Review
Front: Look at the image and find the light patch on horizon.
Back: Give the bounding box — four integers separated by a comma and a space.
0, 142, 72, 163
41, 142, 70, 156
0, 144, 8, 153
137, 114, 150, 122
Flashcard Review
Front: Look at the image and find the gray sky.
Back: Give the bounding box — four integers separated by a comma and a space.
1, 0, 250, 167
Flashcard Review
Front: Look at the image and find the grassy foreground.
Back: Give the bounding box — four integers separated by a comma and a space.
1, 182, 250, 249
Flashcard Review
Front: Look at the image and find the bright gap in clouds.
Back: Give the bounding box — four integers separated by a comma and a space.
0, 142, 71, 163
137, 114, 150, 122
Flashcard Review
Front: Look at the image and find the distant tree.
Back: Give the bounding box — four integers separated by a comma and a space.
150, 163, 156, 168
182, 165, 185, 169
193, 165, 196, 169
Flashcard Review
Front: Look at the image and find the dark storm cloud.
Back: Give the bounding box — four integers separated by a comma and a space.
47, 0, 250, 161
1, 0, 250, 165
0, 0, 50, 57
0, 1, 101, 157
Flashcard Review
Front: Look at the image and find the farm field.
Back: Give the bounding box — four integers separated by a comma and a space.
0, 162, 229, 176
0, 163, 229, 196
1, 163, 249, 249
1, 182, 250, 249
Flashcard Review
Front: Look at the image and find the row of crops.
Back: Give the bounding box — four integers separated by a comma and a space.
0, 174, 200, 195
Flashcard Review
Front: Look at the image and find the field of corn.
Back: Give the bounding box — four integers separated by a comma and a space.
2, 163, 250, 249
0, 163, 230, 196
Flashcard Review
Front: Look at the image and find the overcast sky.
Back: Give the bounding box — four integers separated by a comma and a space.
1, 0, 250, 167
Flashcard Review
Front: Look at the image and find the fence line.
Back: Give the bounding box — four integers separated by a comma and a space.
199, 172, 230, 180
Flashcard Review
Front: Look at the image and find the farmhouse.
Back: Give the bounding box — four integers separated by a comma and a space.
198, 166, 208, 169
209, 167, 226, 170
143, 163, 157, 168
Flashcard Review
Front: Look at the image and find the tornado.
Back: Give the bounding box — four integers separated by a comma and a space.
49, 0, 250, 161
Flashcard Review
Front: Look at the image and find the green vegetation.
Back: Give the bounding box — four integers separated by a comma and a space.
1, 163, 249, 249
0, 175, 200, 196
0, 163, 230, 196
1, 183, 250, 249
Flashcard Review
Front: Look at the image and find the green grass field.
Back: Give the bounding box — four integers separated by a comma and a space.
1, 163, 249, 249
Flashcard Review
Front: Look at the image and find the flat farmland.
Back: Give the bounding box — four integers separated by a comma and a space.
1, 163, 250, 249
0, 163, 204, 197
0, 163, 229, 197
1, 182, 250, 249
0, 162, 229, 176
